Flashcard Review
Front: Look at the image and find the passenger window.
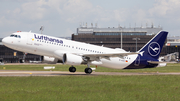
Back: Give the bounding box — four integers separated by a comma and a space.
15, 35, 17, 37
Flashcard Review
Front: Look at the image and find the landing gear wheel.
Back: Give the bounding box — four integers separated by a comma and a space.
69, 66, 76, 73
84, 68, 92, 74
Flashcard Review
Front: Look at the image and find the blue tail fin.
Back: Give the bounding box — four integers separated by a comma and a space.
138, 31, 168, 60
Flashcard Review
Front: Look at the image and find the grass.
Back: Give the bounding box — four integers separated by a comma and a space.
0, 63, 180, 73
0, 64, 180, 100
0, 75, 180, 101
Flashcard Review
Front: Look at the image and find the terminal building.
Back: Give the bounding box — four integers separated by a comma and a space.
72, 25, 167, 53
72, 25, 180, 59
166, 36, 180, 59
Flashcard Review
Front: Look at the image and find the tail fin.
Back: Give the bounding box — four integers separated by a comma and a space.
138, 31, 168, 60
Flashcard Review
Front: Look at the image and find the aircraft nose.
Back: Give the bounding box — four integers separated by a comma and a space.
2, 37, 9, 45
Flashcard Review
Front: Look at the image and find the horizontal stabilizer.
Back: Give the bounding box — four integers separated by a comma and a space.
147, 61, 177, 64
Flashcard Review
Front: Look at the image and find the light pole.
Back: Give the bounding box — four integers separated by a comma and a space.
121, 28, 122, 49
40, 26, 44, 34
132, 37, 140, 52
119, 27, 123, 49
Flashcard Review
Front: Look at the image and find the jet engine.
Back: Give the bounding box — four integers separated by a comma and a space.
63, 53, 83, 65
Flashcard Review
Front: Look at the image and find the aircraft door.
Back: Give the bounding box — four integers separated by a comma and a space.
134, 55, 140, 66
27, 33, 33, 45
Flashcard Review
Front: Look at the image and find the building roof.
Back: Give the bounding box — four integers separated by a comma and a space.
77, 26, 162, 35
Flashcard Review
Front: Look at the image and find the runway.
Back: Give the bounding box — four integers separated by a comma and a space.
1, 70, 180, 76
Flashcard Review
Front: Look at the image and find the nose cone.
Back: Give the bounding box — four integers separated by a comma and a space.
2, 37, 9, 45
2, 38, 5, 44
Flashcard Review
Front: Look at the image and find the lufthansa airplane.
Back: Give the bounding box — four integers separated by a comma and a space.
2, 30, 168, 74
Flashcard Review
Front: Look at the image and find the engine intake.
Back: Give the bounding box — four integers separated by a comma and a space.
63, 53, 83, 65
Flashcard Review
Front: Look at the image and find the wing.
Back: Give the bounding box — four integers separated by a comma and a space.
73, 52, 138, 61
83, 52, 138, 57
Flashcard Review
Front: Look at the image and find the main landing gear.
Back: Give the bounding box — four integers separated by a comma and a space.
84, 68, 92, 74
69, 66, 93, 74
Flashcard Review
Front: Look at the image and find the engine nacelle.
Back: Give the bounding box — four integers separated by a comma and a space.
42, 56, 59, 64
63, 53, 83, 65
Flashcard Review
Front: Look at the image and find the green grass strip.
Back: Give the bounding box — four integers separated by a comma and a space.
0, 75, 180, 101
0, 63, 180, 73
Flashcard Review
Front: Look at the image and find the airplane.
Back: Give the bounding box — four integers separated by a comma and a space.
2, 30, 168, 74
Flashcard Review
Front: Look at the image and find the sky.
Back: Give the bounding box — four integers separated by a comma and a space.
0, 0, 180, 38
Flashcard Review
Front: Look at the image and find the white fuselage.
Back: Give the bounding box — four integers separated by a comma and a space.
3, 32, 138, 69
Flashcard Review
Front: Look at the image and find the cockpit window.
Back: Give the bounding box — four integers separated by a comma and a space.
10, 34, 21, 38
10, 35, 15, 37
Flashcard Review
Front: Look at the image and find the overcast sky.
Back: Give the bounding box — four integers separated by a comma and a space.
1, 0, 180, 38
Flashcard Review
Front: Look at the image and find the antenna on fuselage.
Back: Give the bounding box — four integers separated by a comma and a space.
40, 26, 44, 34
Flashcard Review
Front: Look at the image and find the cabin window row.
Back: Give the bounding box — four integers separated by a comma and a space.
36, 39, 104, 54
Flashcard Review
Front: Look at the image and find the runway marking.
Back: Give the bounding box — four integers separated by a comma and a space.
1, 71, 180, 76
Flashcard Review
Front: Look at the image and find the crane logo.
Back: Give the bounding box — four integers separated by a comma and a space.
148, 42, 160, 56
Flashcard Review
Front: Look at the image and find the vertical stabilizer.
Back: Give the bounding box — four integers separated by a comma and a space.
138, 31, 168, 60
